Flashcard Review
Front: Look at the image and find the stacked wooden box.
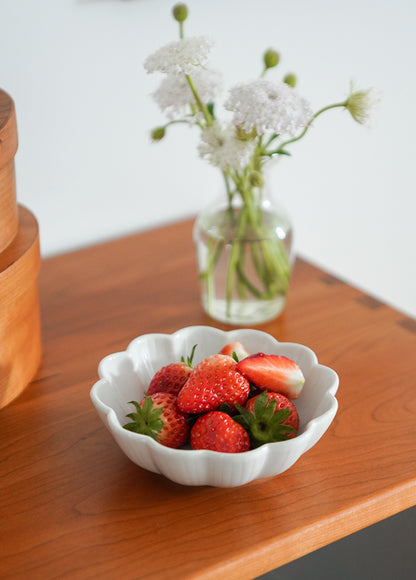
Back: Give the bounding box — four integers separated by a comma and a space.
0, 89, 42, 409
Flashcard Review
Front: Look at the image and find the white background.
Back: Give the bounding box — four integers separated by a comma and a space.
1, 0, 415, 319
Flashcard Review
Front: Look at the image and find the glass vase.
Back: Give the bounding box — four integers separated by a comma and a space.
193, 188, 294, 326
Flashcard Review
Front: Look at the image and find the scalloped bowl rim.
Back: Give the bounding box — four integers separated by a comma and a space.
90, 326, 339, 487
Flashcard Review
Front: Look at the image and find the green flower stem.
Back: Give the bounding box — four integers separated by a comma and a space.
226, 207, 248, 317
166, 118, 194, 129
239, 183, 289, 280
271, 102, 347, 155
202, 237, 224, 313
264, 133, 280, 148
236, 261, 263, 298
261, 239, 290, 289
185, 74, 213, 126
200, 166, 292, 319
223, 175, 291, 309
201, 192, 291, 318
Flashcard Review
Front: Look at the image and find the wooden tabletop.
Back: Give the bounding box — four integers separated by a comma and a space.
1, 218, 415, 579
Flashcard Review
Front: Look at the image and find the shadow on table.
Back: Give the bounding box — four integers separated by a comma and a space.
256, 506, 416, 580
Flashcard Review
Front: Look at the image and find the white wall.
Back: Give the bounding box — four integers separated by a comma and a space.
1, 0, 415, 319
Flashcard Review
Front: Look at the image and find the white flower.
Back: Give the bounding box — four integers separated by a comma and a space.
345, 86, 380, 127
152, 69, 223, 119
198, 122, 256, 171
224, 79, 313, 136
144, 36, 214, 75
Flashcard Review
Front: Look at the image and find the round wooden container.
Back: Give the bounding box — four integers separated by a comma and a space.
0, 207, 42, 409
0, 89, 19, 253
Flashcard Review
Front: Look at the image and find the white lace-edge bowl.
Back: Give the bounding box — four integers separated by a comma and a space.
90, 326, 339, 488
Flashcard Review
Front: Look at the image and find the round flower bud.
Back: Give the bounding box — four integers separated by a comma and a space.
151, 126, 166, 141
263, 49, 280, 70
284, 73, 297, 88
172, 3, 188, 23
249, 171, 264, 188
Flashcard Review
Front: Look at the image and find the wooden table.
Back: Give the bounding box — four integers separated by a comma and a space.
1, 218, 415, 579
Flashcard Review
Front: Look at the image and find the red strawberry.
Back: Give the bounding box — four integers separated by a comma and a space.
245, 392, 299, 436
123, 393, 190, 449
220, 341, 250, 361
190, 411, 250, 453
236, 353, 305, 399
147, 345, 196, 396
234, 391, 298, 446
177, 354, 250, 414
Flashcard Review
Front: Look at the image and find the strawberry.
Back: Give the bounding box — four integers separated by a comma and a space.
123, 393, 190, 449
190, 411, 250, 453
245, 391, 299, 435
236, 353, 305, 399
177, 354, 250, 414
220, 341, 250, 361
234, 391, 298, 447
147, 345, 196, 396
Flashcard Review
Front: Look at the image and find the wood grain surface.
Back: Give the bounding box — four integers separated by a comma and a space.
0, 218, 415, 580
0, 89, 19, 253
0, 206, 42, 409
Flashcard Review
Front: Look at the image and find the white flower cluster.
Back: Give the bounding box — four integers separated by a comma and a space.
144, 16, 379, 176
144, 36, 214, 75
225, 79, 313, 136
152, 69, 223, 119
198, 122, 256, 171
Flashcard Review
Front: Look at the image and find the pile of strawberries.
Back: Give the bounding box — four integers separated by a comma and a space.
123, 342, 305, 453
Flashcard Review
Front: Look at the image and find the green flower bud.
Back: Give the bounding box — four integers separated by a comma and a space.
151, 126, 166, 141
263, 49, 280, 70
235, 125, 257, 142
249, 171, 264, 188
284, 73, 297, 88
172, 3, 188, 23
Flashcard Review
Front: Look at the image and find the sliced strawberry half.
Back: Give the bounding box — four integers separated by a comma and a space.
236, 353, 305, 399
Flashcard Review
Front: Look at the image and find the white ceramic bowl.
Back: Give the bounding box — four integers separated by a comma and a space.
90, 326, 339, 487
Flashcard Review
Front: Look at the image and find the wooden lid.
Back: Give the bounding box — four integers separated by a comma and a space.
0, 89, 18, 171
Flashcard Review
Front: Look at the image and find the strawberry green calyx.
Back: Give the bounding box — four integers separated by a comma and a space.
234, 391, 296, 447
123, 397, 163, 441
124, 393, 190, 448
181, 343, 197, 367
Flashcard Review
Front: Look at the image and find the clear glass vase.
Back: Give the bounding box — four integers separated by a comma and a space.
193, 189, 294, 326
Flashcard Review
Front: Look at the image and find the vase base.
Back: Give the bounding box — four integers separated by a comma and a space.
202, 296, 286, 326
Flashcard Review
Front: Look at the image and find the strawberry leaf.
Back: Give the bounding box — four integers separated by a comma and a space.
181, 344, 197, 367
216, 402, 232, 414
123, 397, 163, 441
234, 391, 296, 447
